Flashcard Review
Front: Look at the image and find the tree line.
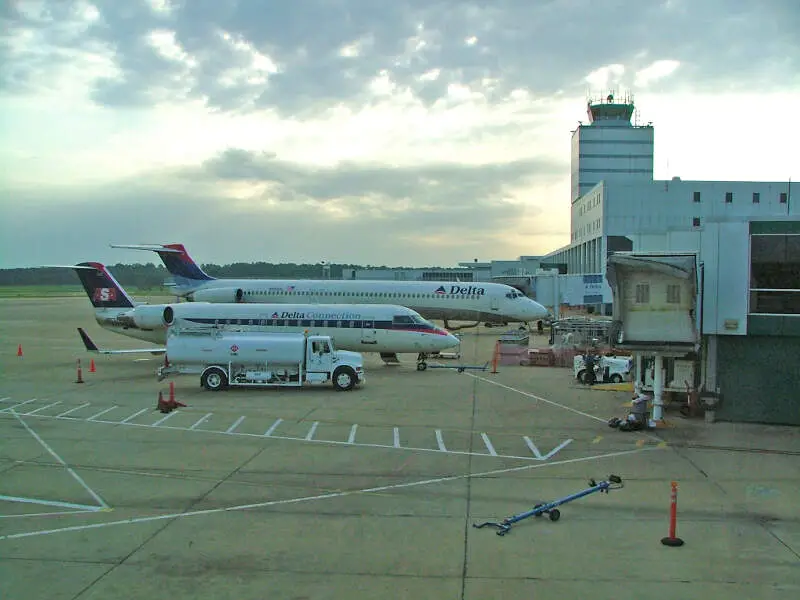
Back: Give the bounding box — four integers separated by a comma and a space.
0, 262, 455, 289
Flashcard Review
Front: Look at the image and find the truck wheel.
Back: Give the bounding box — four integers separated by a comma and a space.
332, 366, 356, 391
201, 368, 228, 391
610, 374, 623, 383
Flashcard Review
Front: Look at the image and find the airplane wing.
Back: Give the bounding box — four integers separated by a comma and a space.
78, 328, 166, 355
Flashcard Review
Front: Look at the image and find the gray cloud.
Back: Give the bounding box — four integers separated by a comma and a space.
197, 148, 554, 205
3, 0, 798, 113
0, 148, 566, 268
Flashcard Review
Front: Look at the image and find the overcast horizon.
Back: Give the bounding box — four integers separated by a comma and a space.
1, 0, 798, 269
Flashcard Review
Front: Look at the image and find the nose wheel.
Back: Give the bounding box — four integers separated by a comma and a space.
416, 353, 428, 371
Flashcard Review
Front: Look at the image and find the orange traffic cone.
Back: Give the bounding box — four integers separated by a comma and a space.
75, 359, 84, 384
166, 381, 186, 409
89, 359, 96, 373
157, 390, 169, 413
17, 344, 23, 357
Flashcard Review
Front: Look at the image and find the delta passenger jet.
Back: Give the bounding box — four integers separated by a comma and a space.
63, 263, 460, 369
111, 243, 550, 330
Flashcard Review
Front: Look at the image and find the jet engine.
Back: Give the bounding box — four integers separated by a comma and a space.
188, 287, 245, 303
129, 304, 172, 330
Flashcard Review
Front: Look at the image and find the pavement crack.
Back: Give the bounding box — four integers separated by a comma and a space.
68, 444, 270, 600
761, 523, 800, 561
459, 336, 480, 600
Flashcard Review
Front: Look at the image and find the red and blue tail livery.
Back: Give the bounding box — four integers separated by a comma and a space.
73, 262, 136, 309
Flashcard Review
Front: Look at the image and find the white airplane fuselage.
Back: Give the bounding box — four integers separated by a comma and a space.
182, 280, 549, 325
91, 303, 460, 354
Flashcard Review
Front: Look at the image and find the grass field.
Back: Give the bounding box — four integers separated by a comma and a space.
0, 285, 165, 298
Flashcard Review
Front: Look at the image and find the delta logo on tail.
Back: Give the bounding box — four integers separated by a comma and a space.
92, 287, 118, 302
435, 285, 486, 295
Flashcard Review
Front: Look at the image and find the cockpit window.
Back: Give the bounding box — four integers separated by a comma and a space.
506, 291, 525, 299
392, 315, 415, 324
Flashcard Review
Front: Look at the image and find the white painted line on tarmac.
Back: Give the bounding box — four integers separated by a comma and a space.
305, 422, 319, 440
21, 401, 62, 416
524, 436, 542, 459
55, 403, 91, 418
190, 413, 212, 430
0, 397, 10, 402
0, 495, 103, 512
347, 424, 358, 444
87, 406, 117, 421
264, 418, 283, 436
12, 412, 597, 463
9, 410, 108, 509
435, 429, 447, 452
0, 399, 37, 413
0, 509, 99, 519
226, 416, 246, 434
467, 373, 662, 442
119, 408, 148, 424
393, 427, 400, 448
481, 433, 497, 456
470, 374, 607, 422
544, 439, 573, 459
152, 410, 181, 427
0, 447, 653, 542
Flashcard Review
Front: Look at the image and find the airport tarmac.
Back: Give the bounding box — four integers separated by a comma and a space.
1, 297, 799, 600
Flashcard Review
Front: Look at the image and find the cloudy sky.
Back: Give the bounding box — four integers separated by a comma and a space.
1, 0, 798, 269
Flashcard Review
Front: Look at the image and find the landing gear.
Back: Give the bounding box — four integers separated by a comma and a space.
416, 352, 428, 371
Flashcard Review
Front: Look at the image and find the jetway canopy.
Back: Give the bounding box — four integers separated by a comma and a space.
606, 252, 700, 354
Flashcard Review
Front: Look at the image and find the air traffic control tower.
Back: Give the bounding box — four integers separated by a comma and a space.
570, 92, 654, 201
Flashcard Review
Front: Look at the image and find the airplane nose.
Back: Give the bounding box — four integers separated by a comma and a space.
524, 300, 549, 320
436, 330, 461, 349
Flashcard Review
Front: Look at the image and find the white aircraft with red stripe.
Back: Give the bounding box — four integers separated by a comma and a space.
111, 243, 550, 329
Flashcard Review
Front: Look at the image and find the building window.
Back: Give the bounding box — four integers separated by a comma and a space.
666, 284, 681, 304
635, 283, 650, 304
749, 234, 800, 315
692, 217, 701, 227
780, 192, 788, 204
725, 192, 733, 203
753, 192, 760, 204
693, 191, 701, 203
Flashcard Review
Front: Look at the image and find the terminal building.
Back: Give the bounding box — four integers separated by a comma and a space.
456, 93, 799, 425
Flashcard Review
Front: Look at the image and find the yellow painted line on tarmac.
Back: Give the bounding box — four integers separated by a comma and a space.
592, 436, 603, 444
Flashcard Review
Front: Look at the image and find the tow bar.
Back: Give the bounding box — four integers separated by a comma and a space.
473, 475, 624, 536
426, 361, 490, 373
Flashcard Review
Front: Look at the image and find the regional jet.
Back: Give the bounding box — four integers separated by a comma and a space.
64, 262, 460, 369
111, 243, 550, 330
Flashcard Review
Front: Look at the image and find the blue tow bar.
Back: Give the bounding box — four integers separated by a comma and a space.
426, 361, 490, 373
473, 475, 624, 536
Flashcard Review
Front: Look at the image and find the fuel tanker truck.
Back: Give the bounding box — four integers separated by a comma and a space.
157, 329, 365, 391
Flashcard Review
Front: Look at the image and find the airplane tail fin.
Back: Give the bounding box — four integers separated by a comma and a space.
78, 327, 100, 352
110, 243, 215, 286
49, 262, 137, 309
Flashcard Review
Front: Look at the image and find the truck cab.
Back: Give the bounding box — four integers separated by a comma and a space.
304, 336, 364, 390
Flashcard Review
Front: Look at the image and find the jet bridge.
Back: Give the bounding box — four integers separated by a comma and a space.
606, 252, 701, 424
